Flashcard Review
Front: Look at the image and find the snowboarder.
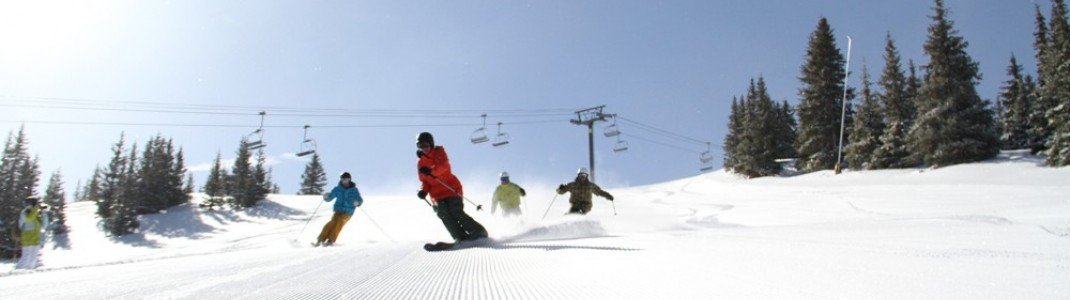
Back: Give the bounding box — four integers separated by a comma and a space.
492, 171, 526, 217
16, 196, 49, 270
416, 132, 488, 243
556, 167, 614, 215
314, 172, 363, 247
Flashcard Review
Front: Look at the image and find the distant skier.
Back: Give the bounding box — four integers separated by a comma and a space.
556, 168, 614, 215
492, 172, 526, 217
314, 172, 363, 247
416, 132, 488, 243
16, 196, 49, 270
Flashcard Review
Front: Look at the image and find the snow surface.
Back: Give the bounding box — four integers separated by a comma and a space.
2, 153, 1068, 299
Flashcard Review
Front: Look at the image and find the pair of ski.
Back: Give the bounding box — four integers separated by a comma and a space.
424, 237, 492, 252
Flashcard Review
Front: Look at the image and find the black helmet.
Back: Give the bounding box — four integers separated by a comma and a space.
417, 132, 434, 148
24, 196, 39, 206
340, 172, 351, 180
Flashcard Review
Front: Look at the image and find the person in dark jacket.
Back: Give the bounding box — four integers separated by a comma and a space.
556, 167, 614, 215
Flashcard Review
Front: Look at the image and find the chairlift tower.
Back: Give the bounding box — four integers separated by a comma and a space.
570, 105, 610, 182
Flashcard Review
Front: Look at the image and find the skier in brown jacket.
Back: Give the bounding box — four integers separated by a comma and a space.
556, 168, 614, 215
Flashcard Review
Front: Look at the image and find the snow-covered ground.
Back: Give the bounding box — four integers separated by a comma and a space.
2, 152, 1069, 299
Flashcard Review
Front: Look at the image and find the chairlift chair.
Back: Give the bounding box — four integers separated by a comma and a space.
604, 116, 621, 137
700, 152, 714, 164
247, 129, 267, 150
699, 142, 714, 163
613, 140, 629, 152
492, 122, 510, 147
699, 142, 714, 171
470, 114, 490, 144
296, 125, 317, 157
246, 111, 268, 150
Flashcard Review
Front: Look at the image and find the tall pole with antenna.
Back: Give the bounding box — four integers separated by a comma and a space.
570, 106, 609, 182
835, 36, 852, 175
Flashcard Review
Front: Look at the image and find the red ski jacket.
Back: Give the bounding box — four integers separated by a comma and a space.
418, 146, 463, 202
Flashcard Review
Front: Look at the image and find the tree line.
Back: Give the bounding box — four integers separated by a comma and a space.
724, 0, 1070, 178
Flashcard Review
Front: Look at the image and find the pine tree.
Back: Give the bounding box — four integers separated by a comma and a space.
105, 142, 140, 236
910, 0, 999, 167
722, 97, 743, 172
74, 179, 84, 203
83, 166, 102, 202
845, 64, 886, 170
872, 35, 915, 169
227, 139, 261, 209
247, 150, 270, 207
1031, 4, 1056, 155
201, 152, 227, 210
998, 55, 1034, 150
1046, 0, 1070, 166
795, 18, 854, 172
772, 101, 798, 160
97, 134, 127, 221
167, 142, 189, 208
43, 170, 68, 234
734, 78, 782, 178
135, 137, 167, 214
299, 153, 328, 195
184, 173, 195, 194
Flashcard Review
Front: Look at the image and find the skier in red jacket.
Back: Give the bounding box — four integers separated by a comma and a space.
416, 132, 487, 242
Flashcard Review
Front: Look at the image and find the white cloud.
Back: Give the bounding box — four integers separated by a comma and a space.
189, 154, 285, 173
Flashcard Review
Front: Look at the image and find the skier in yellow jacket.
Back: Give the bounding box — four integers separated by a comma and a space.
492, 172, 526, 217
17, 196, 49, 270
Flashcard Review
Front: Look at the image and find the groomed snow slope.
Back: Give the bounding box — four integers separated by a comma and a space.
2, 153, 1068, 299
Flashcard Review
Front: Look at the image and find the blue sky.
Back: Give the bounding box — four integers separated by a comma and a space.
0, 0, 1045, 197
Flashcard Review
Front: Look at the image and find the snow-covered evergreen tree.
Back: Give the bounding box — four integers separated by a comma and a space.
1045, 0, 1070, 166
735, 78, 782, 178
872, 35, 915, 169
845, 64, 885, 170
795, 18, 854, 172
772, 100, 798, 160
909, 0, 999, 167
1031, 4, 1056, 155
722, 97, 743, 172
998, 55, 1034, 150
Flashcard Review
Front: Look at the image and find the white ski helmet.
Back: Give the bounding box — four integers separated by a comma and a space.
577, 167, 589, 176
499, 171, 509, 178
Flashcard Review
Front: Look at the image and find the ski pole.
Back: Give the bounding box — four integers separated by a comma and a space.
541, 193, 560, 221
430, 176, 484, 211
611, 198, 617, 216
358, 207, 395, 242
294, 199, 324, 241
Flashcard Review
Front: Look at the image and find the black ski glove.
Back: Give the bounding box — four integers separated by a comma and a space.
419, 167, 432, 176
418, 190, 428, 200
519, 188, 527, 196
606, 195, 615, 201
416, 150, 425, 158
